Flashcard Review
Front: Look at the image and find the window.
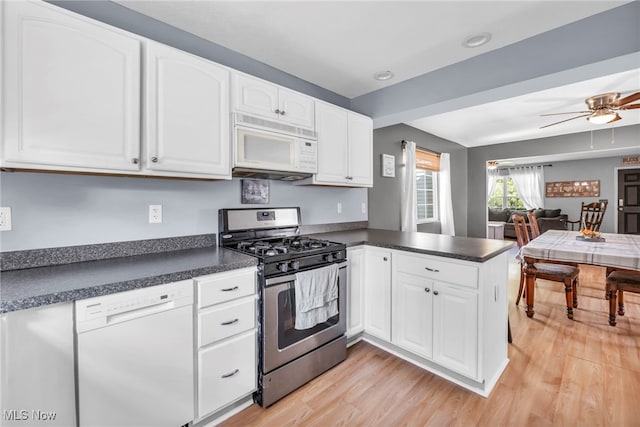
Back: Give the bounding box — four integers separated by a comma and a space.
488, 176, 525, 209
417, 169, 438, 222
415, 149, 439, 223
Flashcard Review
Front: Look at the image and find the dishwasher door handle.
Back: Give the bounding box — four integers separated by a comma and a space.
106, 301, 176, 326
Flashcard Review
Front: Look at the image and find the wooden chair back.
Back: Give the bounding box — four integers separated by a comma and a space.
579, 201, 607, 232
512, 214, 530, 249
526, 211, 540, 239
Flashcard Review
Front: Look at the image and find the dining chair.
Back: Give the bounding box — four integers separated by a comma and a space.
605, 269, 640, 326
566, 201, 608, 231
526, 211, 540, 239
513, 215, 580, 319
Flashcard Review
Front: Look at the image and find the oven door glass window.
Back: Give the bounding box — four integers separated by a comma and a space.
277, 285, 339, 350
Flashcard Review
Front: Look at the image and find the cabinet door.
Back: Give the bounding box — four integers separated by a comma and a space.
432, 282, 479, 379
145, 42, 230, 177
392, 273, 433, 359
314, 102, 349, 184
278, 88, 315, 129
364, 248, 392, 341
2, 1, 141, 171
347, 247, 365, 338
232, 73, 279, 120
347, 113, 373, 186
1, 303, 76, 426
198, 330, 257, 419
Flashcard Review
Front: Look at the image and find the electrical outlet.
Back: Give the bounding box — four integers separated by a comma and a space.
361, 202, 367, 214
337, 202, 342, 214
0, 207, 12, 231
149, 205, 162, 224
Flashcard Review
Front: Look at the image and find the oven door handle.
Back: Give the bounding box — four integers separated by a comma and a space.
265, 274, 297, 287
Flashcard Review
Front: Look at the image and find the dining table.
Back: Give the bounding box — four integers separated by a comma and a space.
521, 230, 640, 318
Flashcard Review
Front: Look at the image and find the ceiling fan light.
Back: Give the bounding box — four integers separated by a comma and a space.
587, 109, 617, 125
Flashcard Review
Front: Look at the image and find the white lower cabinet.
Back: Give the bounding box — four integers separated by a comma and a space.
392, 273, 433, 359
347, 247, 365, 338
363, 248, 392, 341
194, 267, 257, 421
0, 303, 76, 426
198, 330, 256, 418
350, 246, 508, 396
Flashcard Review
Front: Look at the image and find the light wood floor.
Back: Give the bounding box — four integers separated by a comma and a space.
221, 259, 640, 427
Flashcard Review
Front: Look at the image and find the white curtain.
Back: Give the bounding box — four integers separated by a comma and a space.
509, 166, 545, 209
487, 168, 499, 200
439, 153, 455, 236
401, 141, 417, 232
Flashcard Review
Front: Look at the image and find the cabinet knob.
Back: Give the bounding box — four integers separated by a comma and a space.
346, 176, 353, 180
280, 110, 285, 115
131, 158, 139, 164
433, 290, 439, 296
424, 287, 430, 293
383, 257, 388, 261
274, 109, 281, 114
151, 157, 158, 163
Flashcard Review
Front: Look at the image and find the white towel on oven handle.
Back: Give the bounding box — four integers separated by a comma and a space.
294, 263, 339, 330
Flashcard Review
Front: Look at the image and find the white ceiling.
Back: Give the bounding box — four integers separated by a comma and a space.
116, 1, 638, 147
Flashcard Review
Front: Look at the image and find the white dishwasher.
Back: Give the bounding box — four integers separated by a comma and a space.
76, 280, 194, 427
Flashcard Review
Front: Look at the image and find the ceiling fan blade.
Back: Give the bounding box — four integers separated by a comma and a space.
540, 111, 591, 116
540, 114, 591, 129
608, 113, 622, 123
619, 103, 640, 110
611, 92, 640, 107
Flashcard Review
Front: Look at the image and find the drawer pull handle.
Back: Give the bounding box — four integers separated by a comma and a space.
221, 286, 239, 292
221, 369, 240, 379
424, 267, 440, 272
221, 318, 239, 326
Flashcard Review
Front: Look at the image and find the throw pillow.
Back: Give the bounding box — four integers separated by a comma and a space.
533, 208, 545, 218
488, 208, 509, 222
511, 210, 529, 222
544, 208, 561, 218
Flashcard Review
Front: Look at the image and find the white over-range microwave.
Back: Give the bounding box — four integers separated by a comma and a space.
232, 113, 317, 180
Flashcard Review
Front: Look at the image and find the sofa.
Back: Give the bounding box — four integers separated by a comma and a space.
488, 208, 568, 239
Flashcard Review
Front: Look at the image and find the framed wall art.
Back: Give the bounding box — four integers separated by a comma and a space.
241, 179, 270, 204
545, 180, 600, 198
381, 154, 395, 177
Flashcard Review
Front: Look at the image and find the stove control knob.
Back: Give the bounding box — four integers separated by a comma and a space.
324, 253, 334, 263
289, 260, 300, 270
277, 263, 288, 273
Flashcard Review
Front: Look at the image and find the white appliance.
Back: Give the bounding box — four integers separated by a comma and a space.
76, 281, 194, 427
233, 113, 317, 180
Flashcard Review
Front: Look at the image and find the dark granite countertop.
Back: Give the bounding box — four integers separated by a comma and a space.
306, 228, 514, 263
0, 246, 257, 314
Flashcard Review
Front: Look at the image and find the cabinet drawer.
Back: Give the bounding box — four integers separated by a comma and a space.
395, 253, 478, 289
198, 330, 257, 418
196, 268, 256, 308
198, 296, 255, 347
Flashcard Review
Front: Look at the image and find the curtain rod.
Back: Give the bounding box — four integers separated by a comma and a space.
400, 140, 441, 155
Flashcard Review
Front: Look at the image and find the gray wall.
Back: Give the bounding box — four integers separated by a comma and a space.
467, 124, 640, 237
542, 157, 626, 233
369, 124, 468, 236
0, 172, 367, 251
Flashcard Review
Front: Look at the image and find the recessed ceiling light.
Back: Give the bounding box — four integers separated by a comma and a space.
374, 70, 394, 81
462, 32, 492, 48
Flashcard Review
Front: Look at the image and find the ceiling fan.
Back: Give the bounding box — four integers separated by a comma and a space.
540, 91, 640, 129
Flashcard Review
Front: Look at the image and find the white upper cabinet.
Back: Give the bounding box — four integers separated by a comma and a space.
1, 0, 141, 171
144, 41, 231, 179
232, 73, 315, 129
303, 101, 373, 187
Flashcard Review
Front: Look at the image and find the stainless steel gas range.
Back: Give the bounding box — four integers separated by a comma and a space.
219, 207, 347, 407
